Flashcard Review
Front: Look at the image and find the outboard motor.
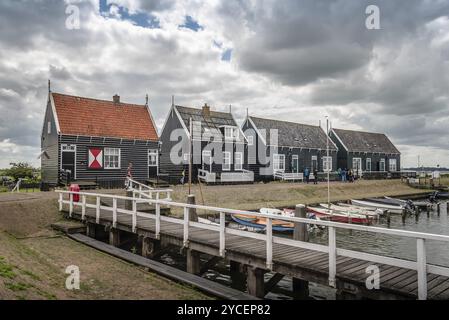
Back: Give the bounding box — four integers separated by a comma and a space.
429, 191, 438, 203
405, 200, 415, 213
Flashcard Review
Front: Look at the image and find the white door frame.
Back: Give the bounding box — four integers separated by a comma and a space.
352, 157, 362, 176
148, 149, 159, 176
60, 144, 77, 180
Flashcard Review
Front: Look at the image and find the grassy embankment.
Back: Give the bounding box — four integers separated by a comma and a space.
0, 194, 210, 300
168, 179, 431, 216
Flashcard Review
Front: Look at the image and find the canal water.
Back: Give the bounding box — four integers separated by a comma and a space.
154, 202, 449, 300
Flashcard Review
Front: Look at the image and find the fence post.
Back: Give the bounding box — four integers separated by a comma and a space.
81, 195, 86, 221
58, 193, 63, 212
219, 212, 226, 257
156, 203, 161, 240
183, 207, 189, 247
132, 199, 137, 233
187, 195, 198, 222
69, 193, 73, 217
328, 226, 336, 288
266, 218, 273, 270
417, 238, 427, 300
96, 196, 100, 223
112, 198, 117, 228
294, 204, 308, 242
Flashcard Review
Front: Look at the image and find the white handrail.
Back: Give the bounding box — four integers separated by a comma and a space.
57, 190, 449, 300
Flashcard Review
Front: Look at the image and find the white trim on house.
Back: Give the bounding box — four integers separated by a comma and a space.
273, 153, 285, 172
223, 151, 231, 171
60, 144, 76, 180
173, 106, 191, 138
366, 158, 372, 172
235, 152, 243, 171
246, 116, 267, 146
148, 149, 159, 177
145, 104, 159, 139
50, 93, 61, 134
330, 128, 347, 152
104, 147, 121, 169
230, 112, 249, 144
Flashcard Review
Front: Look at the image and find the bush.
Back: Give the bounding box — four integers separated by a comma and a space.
4, 163, 34, 181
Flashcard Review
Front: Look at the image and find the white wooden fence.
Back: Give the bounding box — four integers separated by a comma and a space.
57, 189, 449, 300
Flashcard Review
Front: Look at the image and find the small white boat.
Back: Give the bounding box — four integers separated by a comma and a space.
198, 217, 220, 226
351, 199, 404, 214
260, 208, 294, 217
337, 203, 386, 215
319, 203, 379, 218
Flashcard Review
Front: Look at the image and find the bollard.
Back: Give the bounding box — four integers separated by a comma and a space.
401, 209, 406, 224
294, 204, 308, 242
125, 190, 133, 210
187, 194, 198, 222
386, 211, 391, 225
437, 203, 441, 217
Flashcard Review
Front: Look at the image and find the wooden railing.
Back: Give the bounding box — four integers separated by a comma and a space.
57, 189, 449, 300
126, 178, 172, 201
274, 171, 304, 181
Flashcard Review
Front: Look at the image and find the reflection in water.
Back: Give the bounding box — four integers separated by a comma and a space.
155, 204, 448, 300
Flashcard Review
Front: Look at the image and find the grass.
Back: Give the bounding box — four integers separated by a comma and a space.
0, 256, 16, 279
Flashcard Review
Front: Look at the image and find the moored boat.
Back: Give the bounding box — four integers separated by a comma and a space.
307, 207, 372, 225
230, 214, 294, 232
351, 199, 404, 214
319, 203, 379, 218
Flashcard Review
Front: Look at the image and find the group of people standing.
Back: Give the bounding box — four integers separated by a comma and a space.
303, 167, 319, 184
337, 168, 355, 183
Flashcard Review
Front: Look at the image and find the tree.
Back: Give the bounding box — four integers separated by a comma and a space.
5, 162, 34, 181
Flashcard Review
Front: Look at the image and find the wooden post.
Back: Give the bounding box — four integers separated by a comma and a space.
230, 260, 246, 291
109, 228, 121, 247
386, 211, 391, 225
142, 236, 160, 259
293, 204, 308, 242
401, 209, 406, 224
186, 249, 201, 275
86, 222, 96, 238
293, 204, 310, 297
125, 190, 133, 210
187, 195, 198, 222
437, 203, 441, 217
246, 266, 265, 298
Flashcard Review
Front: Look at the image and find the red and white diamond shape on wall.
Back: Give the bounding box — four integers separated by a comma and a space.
88, 148, 103, 169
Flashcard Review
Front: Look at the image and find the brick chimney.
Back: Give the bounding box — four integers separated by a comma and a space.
202, 103, 210, 116
113, 94, 120, 104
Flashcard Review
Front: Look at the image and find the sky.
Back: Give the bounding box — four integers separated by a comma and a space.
0, 0, 449, 169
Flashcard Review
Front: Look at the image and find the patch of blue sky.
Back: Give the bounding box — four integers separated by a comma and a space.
179, 15, 203, 31
99, 0, 160, 29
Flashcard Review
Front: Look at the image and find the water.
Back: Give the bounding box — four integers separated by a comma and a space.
154, 202, 449, 300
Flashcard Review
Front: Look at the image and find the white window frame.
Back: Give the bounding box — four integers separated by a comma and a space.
247, 135, 254, 146
389, 158, 397, 172
60, 144, 77, 179
202, 150, 212, 172
223, 151, 231, 171
224, 127, 234, 140
47, 121, 51, 134
104, 148, 121, 169
292, 155, 299, 173
323, 156, 332, 172
380, 158, 386, 172
366, 158, 372, 172
148, 149, 158, 167
235, 152, 243, 171
273, 154, 285, 172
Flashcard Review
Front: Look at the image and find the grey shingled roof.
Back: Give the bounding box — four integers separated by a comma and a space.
332, 128, 400, 154
175, 105, 244, 141
249, 116, 337, 150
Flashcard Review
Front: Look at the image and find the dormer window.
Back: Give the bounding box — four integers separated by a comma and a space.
223, 126, 239, 141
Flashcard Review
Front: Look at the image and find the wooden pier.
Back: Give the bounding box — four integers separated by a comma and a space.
57, 181, 449, 300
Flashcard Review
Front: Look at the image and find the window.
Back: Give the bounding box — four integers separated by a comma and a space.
235, 152, 243, 171
224, 127, 233, 140
223, 151, 231, 171
247, 135, 254, 146
47, 121, 51, 134
389, 159, 397, 172
104, 148, 120, 169
148, 149, 158, 167
323, 156, 332, 172
273, 154, 285, 171
366, 158, 372, 172
379, 158, 385, 172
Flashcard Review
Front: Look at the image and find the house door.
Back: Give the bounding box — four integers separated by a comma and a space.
292, 155, 299, 173
311, 155, 318, 172
352, 158, 362, 176
61, 144, 76, 180
148, 149, 158, 179
202, 150, 212, 172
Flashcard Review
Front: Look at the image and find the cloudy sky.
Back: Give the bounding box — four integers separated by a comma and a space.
1, 0, 449, 168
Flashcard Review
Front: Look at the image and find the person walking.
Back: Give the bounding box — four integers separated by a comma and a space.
341, 168, 347, 182
304, 167, 310, 184
180, 169, 185, 185
125, 162, 133, 189
313, 168, 318, 184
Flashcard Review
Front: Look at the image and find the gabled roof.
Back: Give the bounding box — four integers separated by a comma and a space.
174, 105, 245, 142
331, 128, 400, 154
248, 116, 337, 150
51, 93, 158, 141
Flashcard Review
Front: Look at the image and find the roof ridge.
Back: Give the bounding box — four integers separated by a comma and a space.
52, 92, 146, 107
175, 105, 233, 116
333, 127, 386, 136
249, 115, 321, 128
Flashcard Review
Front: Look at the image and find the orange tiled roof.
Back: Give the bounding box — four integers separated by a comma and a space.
52, 93, 158, 141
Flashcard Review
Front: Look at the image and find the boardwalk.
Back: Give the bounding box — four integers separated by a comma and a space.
57, 185, 449, 300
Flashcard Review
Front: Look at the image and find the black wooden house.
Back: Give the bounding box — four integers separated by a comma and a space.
159, 103, 253, 184
329, 128, 401, 178
242, 116, 338, 181
40, 92, 159, 188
